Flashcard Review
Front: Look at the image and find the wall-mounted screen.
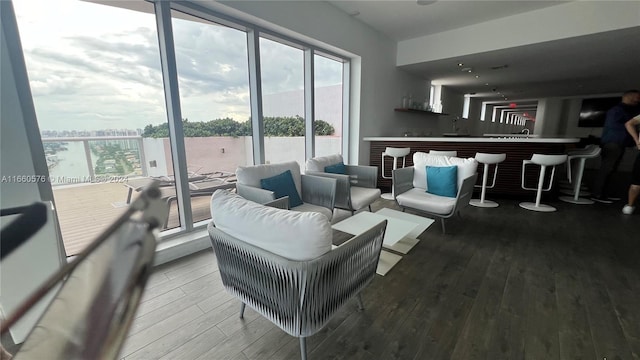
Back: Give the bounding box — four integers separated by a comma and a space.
578, 97, 619, 127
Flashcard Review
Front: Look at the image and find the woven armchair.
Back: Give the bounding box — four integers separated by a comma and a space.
236, 161, 337, 220
306, 154, 381, 215
392, 152, 478, 234
207, 219, 386, 360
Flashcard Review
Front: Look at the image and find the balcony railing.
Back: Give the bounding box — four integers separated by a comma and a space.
42, 136, 147, 185
41, 135, 342, 256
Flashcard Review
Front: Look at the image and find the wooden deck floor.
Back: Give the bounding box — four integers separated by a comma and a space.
52, 183, 213, 255
116, 197, 639, 360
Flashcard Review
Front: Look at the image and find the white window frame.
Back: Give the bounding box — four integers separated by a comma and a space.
11, 0, 353, 263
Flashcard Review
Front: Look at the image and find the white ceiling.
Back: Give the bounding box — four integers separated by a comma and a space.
329, 1, 567, 41
328, 1, 640, 101
400, 27, 640, 100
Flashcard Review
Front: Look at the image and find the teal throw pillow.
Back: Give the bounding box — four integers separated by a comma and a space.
324, 162, 346, 174
260, 170, 304, 207
426, 165, 458, 198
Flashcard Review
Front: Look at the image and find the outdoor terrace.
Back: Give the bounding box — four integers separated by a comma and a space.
53, 182, 213, 256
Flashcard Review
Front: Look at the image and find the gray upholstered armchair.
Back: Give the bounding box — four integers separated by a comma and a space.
305, 154, 381, 214
208, 190, 387, 360
236, 161, 337, 220
393, 152, 478, 234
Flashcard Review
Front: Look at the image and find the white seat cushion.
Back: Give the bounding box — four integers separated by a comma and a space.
211, 190, 331, 261
236, 161, 302, 195
412, 152, 478, 191
306, 154, 344, 172
349, 186, 381, 210
291, 202, 333, 220
396, 188, 456, 215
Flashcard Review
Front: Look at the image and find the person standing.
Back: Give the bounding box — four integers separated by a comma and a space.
591, 90, 640, 203
622, 114, 640, 214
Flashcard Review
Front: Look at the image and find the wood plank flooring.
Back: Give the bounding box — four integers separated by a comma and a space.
118, 196, 639, 360
2, 165, 630, 358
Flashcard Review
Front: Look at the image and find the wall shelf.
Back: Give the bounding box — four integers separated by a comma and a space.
394, 108, 449, 116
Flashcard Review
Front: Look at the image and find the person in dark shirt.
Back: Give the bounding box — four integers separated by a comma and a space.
591, 90, 640, 203
622, 114, 640, 214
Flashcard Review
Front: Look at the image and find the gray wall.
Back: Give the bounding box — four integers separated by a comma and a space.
535, 98, 564, 137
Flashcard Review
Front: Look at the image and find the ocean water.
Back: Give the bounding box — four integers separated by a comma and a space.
47, 140, 144, 185
48, 141, 93, 182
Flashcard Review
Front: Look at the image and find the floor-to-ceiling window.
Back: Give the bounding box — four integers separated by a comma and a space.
171, 10, 252, 226
259, 37, 306, 167
314, 54, 344, 158
12, 0, 351, 256
14, 0, 174, 255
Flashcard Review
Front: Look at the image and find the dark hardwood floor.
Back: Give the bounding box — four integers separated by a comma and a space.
120, 195, 639, 360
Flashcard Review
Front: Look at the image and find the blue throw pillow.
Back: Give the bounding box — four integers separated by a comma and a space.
260, 170, 304, 207
324, 162, 346, 174
426, 165, 458, 198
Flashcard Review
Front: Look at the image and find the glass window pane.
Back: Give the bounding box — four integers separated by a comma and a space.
314, 55, 343, 158
171, 11, 252, 226
14, 0, 176, 256
260, 37, 306, 167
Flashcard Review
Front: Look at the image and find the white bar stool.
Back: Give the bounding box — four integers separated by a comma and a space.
470, 152, 506, 208
520, 154, 568, 212
559, 145, 601, 204
381, 147, 410, 200
429, 150, 457, 157
559, 145, 598, 196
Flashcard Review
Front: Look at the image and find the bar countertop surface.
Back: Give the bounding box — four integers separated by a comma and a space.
363, 136, 580, 143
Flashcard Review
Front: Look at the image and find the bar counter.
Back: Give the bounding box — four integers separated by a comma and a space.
365, 136, 580, 196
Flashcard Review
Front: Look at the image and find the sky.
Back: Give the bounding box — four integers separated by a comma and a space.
13, 0, 343, 132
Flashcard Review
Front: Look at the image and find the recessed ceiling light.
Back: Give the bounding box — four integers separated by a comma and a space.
458, 63, 464, 67
475, 75, 479, 78
485, 83, 489, 86
461, 67, 472, 73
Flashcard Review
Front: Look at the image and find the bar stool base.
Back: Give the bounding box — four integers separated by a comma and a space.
381, 193, 394, 200
519, 202, 557, 212
560, 183, 588, 190
559, 188, 591, 197
469, 199, 499, 208
559, 196, 594, 205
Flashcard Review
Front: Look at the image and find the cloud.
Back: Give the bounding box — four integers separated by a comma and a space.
16, 1, 342, 132
172, 19, 251, 97
314, 55, 343, 87
259, 38, 304, 95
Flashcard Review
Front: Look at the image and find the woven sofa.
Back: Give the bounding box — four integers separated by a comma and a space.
208, 190, 387, 360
